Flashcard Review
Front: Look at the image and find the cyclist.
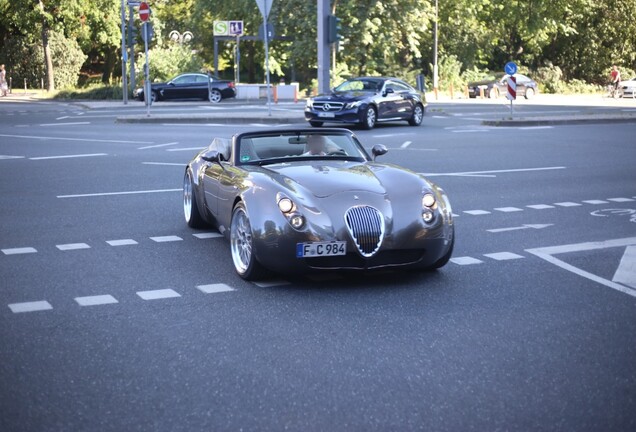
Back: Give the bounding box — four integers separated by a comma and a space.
610, 65, 621, 97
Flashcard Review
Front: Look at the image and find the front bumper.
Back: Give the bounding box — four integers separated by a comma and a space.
304, 107, 363, 124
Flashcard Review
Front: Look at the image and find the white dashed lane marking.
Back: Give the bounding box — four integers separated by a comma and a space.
8, 301, 53, 313
494, 207, 523, 212
253, 280, 292, 288
197, 284, 235, 294
464, 210, 491, 215
484, 252, 525, 261
106, 239, 138, 246
137, 289, 181, 300
582, 200, 609, 205
608, 197, 635, 202
193, 232, 223, 239
450, 256, 484, 265
149, 236, 183, 243
2, 247, 37, 255
554, 202, 582, 207
75, 295, 119, 306
527, 204, 555, 210
56, 243, 91, 251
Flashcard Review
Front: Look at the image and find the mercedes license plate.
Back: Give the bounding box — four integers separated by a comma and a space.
317, 112, 335, 118
297, 241, 346, 258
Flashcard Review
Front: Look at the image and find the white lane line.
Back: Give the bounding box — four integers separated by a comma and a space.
2, 247, 37, 255
607, 197, 635, 202
527, 204, 555, 210
138, 142, 179, 150
554, 202, 581, 207
450, 256, 483, 265
253, 280, 291, 288
106, 239, 138, 246
193, 232, 223, 239
8, 301, 53, 313
372, 133, 415, 138
613, 246, 636, 289
56, 243, 91, 251
149, 235, 182, 243
56, 116, 69, 120
464, 210, 491, 215
166, 147, 203, 152
161, 123, 225, 127
582, 200, 609, 205
0, 155, 26, 160
518, 126, 554, 130
137, 289, 181, 300
39, 122, 91, 127
527, 237, 636, 298
484, 252, 525, 261
494, 207, 523, 213
142, 162, 184, 166
75, 295, 119, 306
57, 188, 181, 199
197, 283, 235, 294
0, 133, 153, 145
432, 115, 446, 119
423, 166, 566, 177
29, 153, 108, 160
400, 141, 412, 149
452, 129, 489, 133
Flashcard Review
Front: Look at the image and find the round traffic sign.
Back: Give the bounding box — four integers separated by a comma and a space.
139, 2, 150, 22
504, 61, 518, 76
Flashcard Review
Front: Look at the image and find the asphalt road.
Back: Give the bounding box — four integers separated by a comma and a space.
1, 99, 635, 431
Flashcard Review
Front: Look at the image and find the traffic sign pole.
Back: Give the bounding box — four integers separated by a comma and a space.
504, 62, 518, 119
143, 22, 150, 117
120, 0, 128, 104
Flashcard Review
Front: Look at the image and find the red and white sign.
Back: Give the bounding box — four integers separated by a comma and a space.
139, 2, 150, 22
506, 76, 517, 101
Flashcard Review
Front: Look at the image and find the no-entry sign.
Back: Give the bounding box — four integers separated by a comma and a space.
139, 2, 150, 22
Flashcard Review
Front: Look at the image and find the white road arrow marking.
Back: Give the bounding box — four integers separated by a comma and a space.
487, 224, 553, 233
613, 246, 636, 289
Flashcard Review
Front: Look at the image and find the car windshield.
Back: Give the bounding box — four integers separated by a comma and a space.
334, 79, 383, 92
237, 132, 367, 165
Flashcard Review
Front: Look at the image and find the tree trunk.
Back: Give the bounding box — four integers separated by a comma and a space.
39, 1, 55, 91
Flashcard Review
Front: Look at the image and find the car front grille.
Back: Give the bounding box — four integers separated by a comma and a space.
345, 206, 384, 257
312, 101, 344, 112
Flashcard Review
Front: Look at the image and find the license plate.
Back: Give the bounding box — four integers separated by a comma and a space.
296, 241, 346, 258
318, 112, 335, 118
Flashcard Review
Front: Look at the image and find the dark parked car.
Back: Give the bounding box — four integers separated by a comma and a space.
468, 73, 538, 99
134, 73, 236, 103
183, 128, 454, 280
305, 77, 426, 129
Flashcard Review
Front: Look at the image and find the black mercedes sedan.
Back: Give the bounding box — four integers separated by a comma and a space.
305, 77, 426, 129
134, 73, 236, 103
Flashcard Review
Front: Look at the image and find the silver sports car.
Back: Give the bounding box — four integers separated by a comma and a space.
183, 128, 454, 280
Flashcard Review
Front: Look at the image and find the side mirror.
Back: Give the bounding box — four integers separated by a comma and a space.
201, 150, 221, 163
371, 144, 388, 161
383, 87, 394, 97
168, 81, 175, 86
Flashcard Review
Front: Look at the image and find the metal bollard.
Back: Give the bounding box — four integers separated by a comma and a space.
24, 78, 27, 94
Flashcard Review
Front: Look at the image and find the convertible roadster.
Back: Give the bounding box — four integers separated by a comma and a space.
183, 128, 454, 280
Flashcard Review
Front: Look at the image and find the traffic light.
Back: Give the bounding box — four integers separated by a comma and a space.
328, 15, 342, 44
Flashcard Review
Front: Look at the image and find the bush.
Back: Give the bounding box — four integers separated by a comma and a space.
534, 64, 564, 94
54, 85, 124, 100
1, 30, 86, 90
135, 45, 204, 83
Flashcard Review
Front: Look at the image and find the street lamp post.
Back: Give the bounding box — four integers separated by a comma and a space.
433, 0, 438, 100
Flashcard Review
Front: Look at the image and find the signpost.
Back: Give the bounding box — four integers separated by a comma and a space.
505, 61, 518, 118
140, 2, 151, 117
120, 0, 128, 104
255, 0, 273, 116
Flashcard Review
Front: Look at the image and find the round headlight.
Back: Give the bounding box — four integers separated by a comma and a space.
278, 197, 294, 213
423, 193, 436, 208
422, 210, 434, 223
290, 215, 305, 229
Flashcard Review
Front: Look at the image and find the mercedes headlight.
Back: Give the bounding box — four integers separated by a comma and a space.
345, 100, 362, 110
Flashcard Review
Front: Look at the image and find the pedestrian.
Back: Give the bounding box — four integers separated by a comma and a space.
610, 64, 621, 97
0, 64, 8, 97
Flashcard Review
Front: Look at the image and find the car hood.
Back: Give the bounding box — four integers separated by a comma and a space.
254, 161, 424, 199
313, 91, 375, 102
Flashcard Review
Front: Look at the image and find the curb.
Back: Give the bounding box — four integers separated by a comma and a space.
482, 116, 636, 127
115, 115, 307, 125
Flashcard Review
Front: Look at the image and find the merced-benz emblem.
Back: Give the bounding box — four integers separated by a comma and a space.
323, 103, 331, 111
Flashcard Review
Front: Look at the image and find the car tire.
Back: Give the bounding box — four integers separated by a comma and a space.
362, 105, 377, 130
408, 104, 424, 126
524, 87, 535, 99
309, 121, 323, 127
183, 170, 206, 228
209, 89, 222, 103
230, 201, 267, 281
488, 87, 499, 99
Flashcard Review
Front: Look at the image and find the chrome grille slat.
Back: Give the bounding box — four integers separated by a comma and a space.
345, 206, 384, 257
313, 102, 344, 112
